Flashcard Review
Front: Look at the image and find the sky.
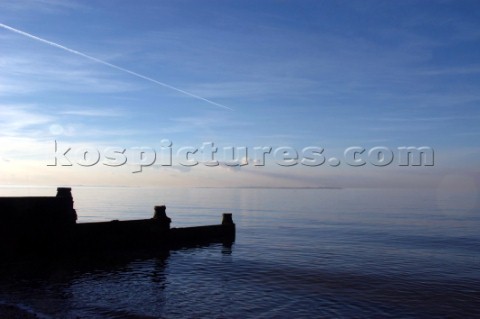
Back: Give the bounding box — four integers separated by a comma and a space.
0, 0, 479, 190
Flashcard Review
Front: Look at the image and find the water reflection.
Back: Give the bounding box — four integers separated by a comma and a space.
0, 243, 233, 319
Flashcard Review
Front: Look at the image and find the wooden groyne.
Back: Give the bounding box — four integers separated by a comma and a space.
0, 188, 235, 258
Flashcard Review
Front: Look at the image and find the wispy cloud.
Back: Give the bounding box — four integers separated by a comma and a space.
0, 104, 53, 135
0, 53, 142, 95
0, 0, 85, 13
0, 23, 233, 110
0, 104, 57, 161
60, 108, 126, 117
375, 115, 480, 123
418, 65, 480, 76
186, 79, 322, 99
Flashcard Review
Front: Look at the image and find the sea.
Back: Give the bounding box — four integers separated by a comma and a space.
0, 186, 478, 318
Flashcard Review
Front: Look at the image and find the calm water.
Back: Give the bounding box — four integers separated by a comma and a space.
0, 186, 479, 318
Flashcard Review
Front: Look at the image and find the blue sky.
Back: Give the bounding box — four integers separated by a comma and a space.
0, 0, 479, 189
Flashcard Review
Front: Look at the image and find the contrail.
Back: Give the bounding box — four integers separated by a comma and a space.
0, 23, 233, 110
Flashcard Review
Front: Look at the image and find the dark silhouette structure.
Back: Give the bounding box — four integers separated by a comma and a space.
0, 188, 235, 258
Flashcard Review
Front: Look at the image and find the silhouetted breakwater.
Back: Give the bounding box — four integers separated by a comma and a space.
0, 188, 235, 259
